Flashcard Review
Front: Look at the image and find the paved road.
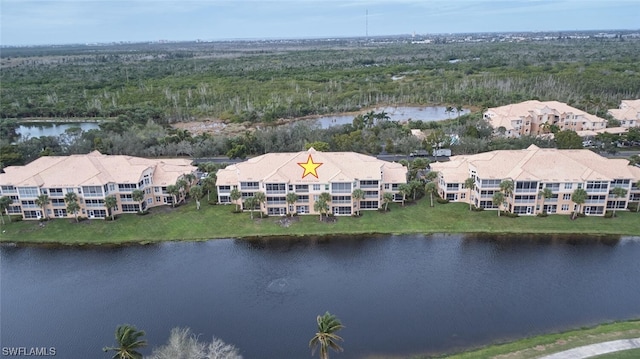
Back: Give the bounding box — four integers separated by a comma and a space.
539, 337, 640, 359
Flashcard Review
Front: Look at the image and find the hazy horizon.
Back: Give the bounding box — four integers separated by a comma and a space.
2, 0, 640, 46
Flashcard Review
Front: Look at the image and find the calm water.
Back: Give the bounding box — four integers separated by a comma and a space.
2, 234, 639, 359
16, 122, 100, 138
312, 106, 470, 128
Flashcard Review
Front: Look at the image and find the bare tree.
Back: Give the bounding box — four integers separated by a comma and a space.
149, 327, 242, 359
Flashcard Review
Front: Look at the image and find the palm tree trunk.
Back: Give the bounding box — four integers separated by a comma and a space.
0, 213, 5, 225
430, 193, 433, 207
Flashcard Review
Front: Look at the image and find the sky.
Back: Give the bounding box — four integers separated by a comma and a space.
1, 0, 639, 46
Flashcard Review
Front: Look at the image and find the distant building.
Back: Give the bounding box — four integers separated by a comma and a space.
215, 148, 407, 216
0, 151, 196, 220
430, 145, 640, 216
484, 100, 607, 138
608, 99, 640, 128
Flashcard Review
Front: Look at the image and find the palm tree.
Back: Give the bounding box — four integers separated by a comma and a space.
398, 183, 411, 206
189, 185, 204, 210
175, 179, 188, 204
351, 189, 365, 216
309, 312, 344, 359
184, 173, 196, 188
286, 192, 298, 216
424, 181, 438, 207
492, 191, 505, 217
35, 194, 50, 220
409, 180, 423, 201
131, 189, 144, 214
230, 188, 241, 212
611, 187, 628, 218
382, 192, 394, 211
538, 187, 553, 214
66, 200, 81, 222
201, 176, 216, 202
425, 171, 438, 183
571, 188, 587, 219
363, 110, 376, 128
314, 198, 329, 221
254, 191, 266, 218
464, 177, 475, 211
64, 191, 78, 204
445, 106, 454, 118
0, 196, 14, 225
103, 324, 147, 359
105, 195, 118, 221
166, 185, 179, 208
245, 197, 258, 219
499, 179, 514, 214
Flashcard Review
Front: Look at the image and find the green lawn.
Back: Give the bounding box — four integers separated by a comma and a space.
427, 320, 640, 359
1, 199, 639, 245
591, 348, 640, 359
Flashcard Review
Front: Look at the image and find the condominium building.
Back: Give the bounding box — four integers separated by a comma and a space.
430, 145, 640, 216
608, 99, 640, 128
0, 151, 196, 220
215, 148, 407, 216
484, 100, 608, 138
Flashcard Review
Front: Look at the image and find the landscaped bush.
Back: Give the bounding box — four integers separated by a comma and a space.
627, 202, 639, 212
536, 212, 548, 217
504, 211, 519, 218
604, 211, 614, 218
137, 210, 149, 216
471, 205, 484, 212
9, 215, 22, 222
436, 198, 449, 204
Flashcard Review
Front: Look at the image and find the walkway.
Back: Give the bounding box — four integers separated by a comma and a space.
539, 337, 640, 359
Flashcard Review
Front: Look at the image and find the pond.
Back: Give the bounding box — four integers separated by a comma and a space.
16, 122, 101, 139
311, 106, 471, 128
1, 234, 639, 358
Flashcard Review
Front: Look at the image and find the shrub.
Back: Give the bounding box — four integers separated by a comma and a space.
604, 210, 614, 218
9, 215, 22, 222
136, 210, 149, 216
436, 198, 449, 204
504, 211, 519, 218
627, 202, 638, 212
536, 211, 548, 217
471, 205, 484, 212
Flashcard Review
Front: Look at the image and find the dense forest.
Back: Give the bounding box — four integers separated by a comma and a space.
1, 37, 639, 167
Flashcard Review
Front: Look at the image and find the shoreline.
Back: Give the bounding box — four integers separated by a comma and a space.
1, 200, 638, 246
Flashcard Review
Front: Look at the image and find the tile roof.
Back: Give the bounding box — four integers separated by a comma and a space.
216, 149, 407, 185
431, 145, 640, 183
608, 99, 640, 122
0, 151, 195, 188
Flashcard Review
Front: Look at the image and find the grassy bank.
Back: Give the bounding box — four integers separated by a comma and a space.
1, 198, 639, 245
428, 319, 640, 359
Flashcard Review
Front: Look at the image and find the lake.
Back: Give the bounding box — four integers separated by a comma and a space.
16, 122, 101, 139
311, 106, 470, 128
1, 234, 639, 359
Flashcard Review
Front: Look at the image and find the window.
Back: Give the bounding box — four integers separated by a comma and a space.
331, 182, 351, 193
331, 196, 351, 204
120, 194, 133, 202
146, 188, 151, 194
586, 181, 608, 192
51, 199, 65, 207
515, 181, 538, 192
155, 196, 161, 202
297, 195, 309, 203
295, 185, 309, 193
313, 184, 321, 191
364, 191, 378, 198
18, 187, 39, 198
218, 186, 231, 193
1, 185, 17, 193
384, 184, 390, 190
40, 188, 48, 195
563, 194, 571, 200
219, 196, 230, 203
480, 179, 501, 188
268, 207, 286, 215
118, 183, 137, 191
360, 201, 379, 209
333, 206, 352, 215
267, 196, 286, 205
82, 186, 103, 197
265, 183, 286, 194
155, 187, 161, 193
564, 183, 573, 190
48, 188, 63, 196
325, 185, 329, 191
561, 204, 569, 211
447, 183, 459, 190
147, 198, 153, 204
121, 204, 138, 212
296, 205, 309, 214
241, 182, 259, 190
21, 200, 37, 208
85, 199, 105, 207
359, 180, 379, 188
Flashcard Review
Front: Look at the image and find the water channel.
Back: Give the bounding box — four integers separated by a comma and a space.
2, 234, 639, 358
16, 122, 101, 139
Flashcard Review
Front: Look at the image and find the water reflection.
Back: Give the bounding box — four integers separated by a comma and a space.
1, 234, 639, 359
